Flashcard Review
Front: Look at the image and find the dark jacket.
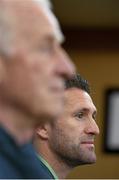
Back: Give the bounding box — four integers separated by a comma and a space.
0, 126, 54, 179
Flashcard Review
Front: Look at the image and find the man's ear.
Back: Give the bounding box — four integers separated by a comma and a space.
0, 57, 5, 84
36, 123, 50, 140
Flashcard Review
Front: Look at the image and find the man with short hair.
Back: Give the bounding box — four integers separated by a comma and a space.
0, 0, 75, 178
34, 74, 100, 179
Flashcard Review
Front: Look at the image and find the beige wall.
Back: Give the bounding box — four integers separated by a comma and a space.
67, 49, 119, 179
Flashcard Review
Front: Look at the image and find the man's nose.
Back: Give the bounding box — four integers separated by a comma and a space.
85, 119, 100, 136
56, 47, 76, 79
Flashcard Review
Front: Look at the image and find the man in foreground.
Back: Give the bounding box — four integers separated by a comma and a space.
0, 0, 75, 178
34, 74, 100, 179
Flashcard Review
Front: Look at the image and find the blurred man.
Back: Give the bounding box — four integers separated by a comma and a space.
34, 74, 100, 179
0, 0, 75, 178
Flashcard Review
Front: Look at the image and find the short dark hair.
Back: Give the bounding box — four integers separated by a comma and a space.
65, 73, 90, 94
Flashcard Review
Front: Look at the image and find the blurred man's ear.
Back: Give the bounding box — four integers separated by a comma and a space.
0, 57, 5, 84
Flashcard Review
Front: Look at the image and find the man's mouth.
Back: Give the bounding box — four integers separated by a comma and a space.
81, 141, 95, 148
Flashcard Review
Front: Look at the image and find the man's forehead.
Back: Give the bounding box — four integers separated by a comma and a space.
64, 88, 96, 109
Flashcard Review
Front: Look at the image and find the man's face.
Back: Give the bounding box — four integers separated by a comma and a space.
48, 88, 100, 166
1, 1, 75, 122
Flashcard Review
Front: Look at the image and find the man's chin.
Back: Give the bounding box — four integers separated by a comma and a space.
85, 155, 97, 164
78, 151, 97, 165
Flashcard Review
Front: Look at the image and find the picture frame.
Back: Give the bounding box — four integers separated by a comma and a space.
104, 88, 119, 153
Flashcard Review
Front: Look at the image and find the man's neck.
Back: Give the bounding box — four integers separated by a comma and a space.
37, 144, 72, 179
0, 102, 36, 145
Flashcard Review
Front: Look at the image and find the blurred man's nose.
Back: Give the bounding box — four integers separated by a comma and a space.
56, 47, 76, 79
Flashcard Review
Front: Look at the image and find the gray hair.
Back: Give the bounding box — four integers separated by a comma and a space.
34, 0, 52, 9
0, 0, 63, 57
35, 0, 64, 43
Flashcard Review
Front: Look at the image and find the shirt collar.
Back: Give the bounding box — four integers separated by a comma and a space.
38, 155, 59, 180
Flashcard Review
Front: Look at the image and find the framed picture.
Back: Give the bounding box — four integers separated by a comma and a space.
104, 89, 119, 153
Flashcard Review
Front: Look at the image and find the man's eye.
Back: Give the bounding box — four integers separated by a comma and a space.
92, 114, 96, 120
33, 43, 54, 54
74, 112, 84, 119
41, 45, 53, 52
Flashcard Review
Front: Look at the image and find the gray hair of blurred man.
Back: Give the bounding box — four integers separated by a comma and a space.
0, 0, 64, 57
